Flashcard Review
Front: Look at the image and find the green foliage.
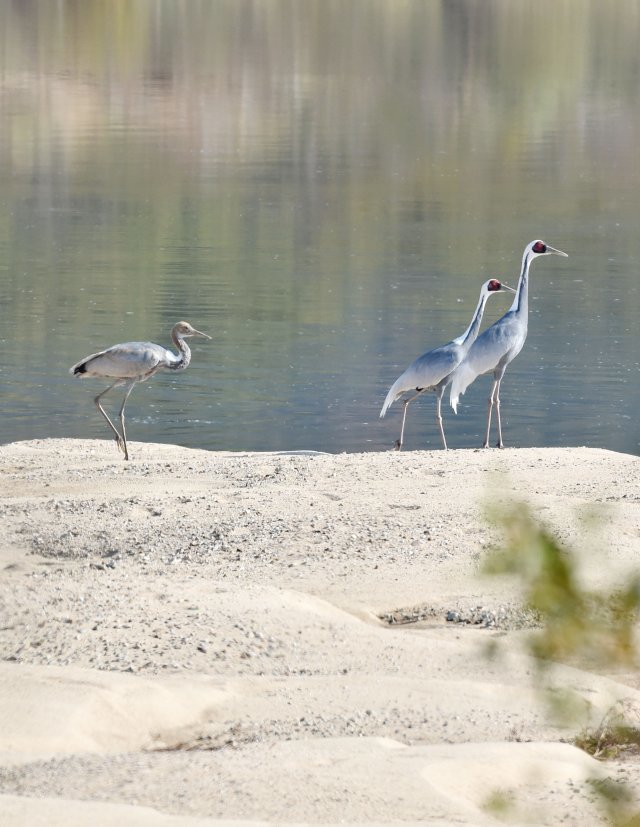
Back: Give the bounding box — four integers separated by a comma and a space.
588, 777, 639, 827
484, 501, 640, 825
576, 699, 640, 760
482, 788, 516, 818
484, 502, 640, 673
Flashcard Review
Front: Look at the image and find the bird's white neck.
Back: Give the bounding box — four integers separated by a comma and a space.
510, 248, 533, 317
168, 330, 192, 371
453, 290, 491, 351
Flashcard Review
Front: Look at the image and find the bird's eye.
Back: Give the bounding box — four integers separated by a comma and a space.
488, 280, 501, 291
532, 241, 547, 254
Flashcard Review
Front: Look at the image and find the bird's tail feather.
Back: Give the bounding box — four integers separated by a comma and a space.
379, 381, 401, 418
69, 349, 104, 376
449, 361, 476, 414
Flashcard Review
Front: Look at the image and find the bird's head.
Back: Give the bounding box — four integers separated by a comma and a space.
173, 321, 212, 340
484, 279, 516, 294
528, 240, 568, 259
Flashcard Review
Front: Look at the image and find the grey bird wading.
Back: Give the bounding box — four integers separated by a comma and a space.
450, 240, 568, 448
70, 321, 211, 460
380, 279, 515, 450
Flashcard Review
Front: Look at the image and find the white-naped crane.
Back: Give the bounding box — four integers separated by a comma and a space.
70, 320, 211, 460
380, 279, 515, 450
450, 240, 568, 448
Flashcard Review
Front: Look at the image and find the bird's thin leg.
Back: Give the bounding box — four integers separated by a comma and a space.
94, 383, 126, 454
118, 382, 137, 462
395, 399, 412, 451
394, 388, 427, 450
435, 387, 447, 450
483, 379, 499, 448
494, 379, 504, 448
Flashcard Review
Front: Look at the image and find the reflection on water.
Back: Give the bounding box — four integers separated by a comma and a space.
1, 1, 639, 455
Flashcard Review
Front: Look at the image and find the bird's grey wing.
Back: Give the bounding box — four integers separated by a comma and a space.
449, 319, 523, 412
406, 344, 461, 388
72, 342, 170, 379
380, 343, 461, 417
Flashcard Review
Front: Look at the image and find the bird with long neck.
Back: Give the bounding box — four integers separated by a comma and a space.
70, 320, 211, 460
450, 240, 568, 448
380, 279, 515, 450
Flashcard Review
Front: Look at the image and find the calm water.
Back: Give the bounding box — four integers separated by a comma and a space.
1, 1, 639, 455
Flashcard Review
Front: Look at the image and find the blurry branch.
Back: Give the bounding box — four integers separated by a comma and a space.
484, 500, 640, 825
484, 501, 640, 674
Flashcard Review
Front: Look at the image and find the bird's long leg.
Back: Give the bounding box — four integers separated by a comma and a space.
395, 399, 412, 451
118, 382, 137, 461
394, 389, 428, 451
494, 379, 504, 448
483, 379, 499, 448
94, 383, 127, 454
435, 386, 447, 450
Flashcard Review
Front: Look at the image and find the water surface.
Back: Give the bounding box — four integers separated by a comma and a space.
1, 2, 639, 455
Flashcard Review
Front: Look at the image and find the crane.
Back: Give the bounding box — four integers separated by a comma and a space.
70, 320, 211, 460
449, 240, 568, 448
380, 279, 515, 450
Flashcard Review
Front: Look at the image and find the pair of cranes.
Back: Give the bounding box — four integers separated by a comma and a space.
381, 239, 568, 450
70, 239, 567, 460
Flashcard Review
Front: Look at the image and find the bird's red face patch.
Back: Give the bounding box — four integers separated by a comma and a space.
532, 241, 547, 254
488, 279, 501, 291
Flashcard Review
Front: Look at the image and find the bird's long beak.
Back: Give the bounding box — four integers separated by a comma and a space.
546, 245, 568, 257
193, 328, 212, 340
502, 282, 517, 293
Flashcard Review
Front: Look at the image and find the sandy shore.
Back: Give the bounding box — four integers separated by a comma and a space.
0, 438, 639, 825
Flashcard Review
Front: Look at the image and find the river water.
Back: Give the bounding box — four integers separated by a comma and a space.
1, 2, 638, 455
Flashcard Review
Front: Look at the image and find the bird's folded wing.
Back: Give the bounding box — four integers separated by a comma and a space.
79, 342, 168, 378
449, 340, 501, 412
407, 346, 460, 387
380, 345, 460, 417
